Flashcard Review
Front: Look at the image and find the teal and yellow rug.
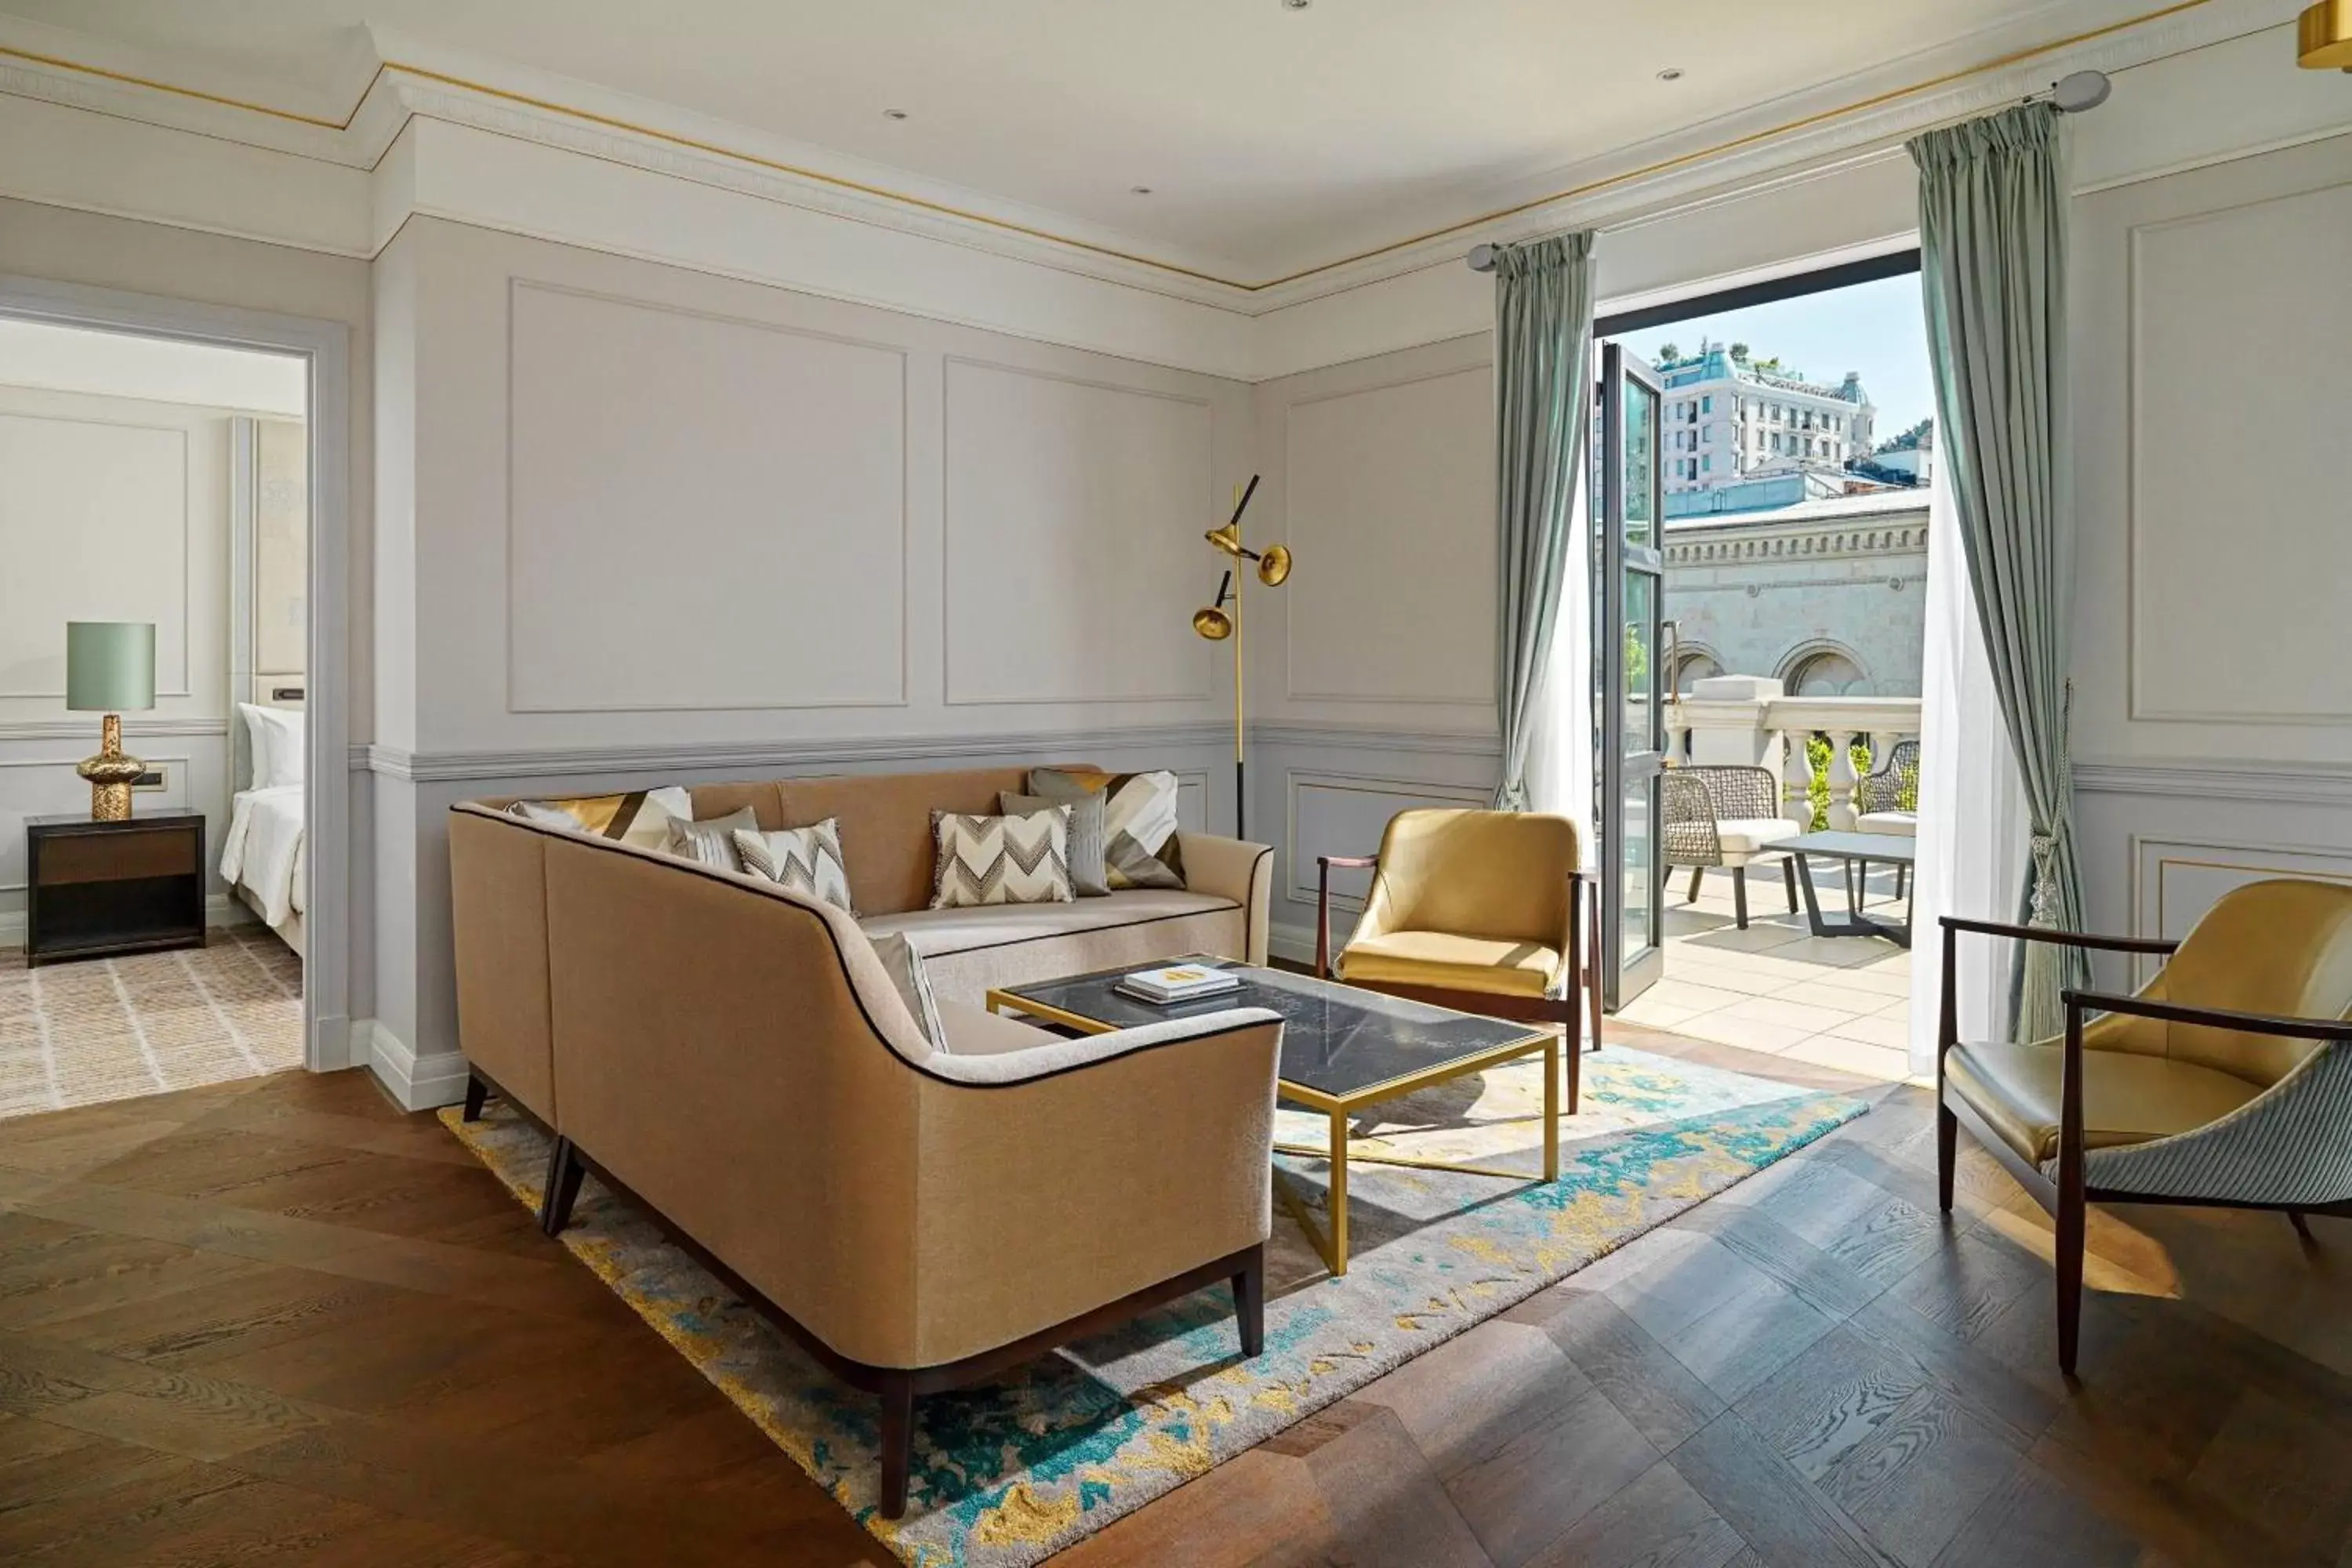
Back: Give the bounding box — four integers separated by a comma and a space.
443, 1045, 1863, 1567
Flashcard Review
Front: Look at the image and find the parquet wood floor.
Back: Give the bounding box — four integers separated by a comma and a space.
2, 1031, 2348, 1566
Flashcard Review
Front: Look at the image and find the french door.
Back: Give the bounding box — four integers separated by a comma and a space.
1598, 343, 1666, 1009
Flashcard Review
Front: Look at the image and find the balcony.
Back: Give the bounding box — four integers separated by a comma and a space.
1628, 676, 1922, 1082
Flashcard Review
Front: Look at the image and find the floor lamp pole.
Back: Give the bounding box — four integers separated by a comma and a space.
1192, 474, 1281, 845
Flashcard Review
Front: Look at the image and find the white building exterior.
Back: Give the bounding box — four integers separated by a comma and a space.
1648, 343, 1878, 499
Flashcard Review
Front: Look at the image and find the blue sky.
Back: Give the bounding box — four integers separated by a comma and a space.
1606, 272, 1934, 443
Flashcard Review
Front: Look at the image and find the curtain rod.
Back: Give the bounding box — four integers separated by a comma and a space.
1464, 70, 2111, 273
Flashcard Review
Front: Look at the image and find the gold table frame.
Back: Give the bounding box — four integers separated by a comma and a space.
985, 983, 1559, 1278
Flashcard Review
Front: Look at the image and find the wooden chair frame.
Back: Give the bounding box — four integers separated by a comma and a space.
1314, 855, 1601, 1116
1936, 914, 2352, 1375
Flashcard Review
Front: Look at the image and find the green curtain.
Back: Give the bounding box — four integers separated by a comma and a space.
1910, 105, 2088, 1039
1493, 231, 1597, 811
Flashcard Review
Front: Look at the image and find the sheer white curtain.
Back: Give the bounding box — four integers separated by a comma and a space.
1523, 463, 1595, 844
1907, 459, 2031, 1075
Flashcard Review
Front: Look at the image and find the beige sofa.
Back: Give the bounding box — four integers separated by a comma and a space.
445, 766, 1283, 1518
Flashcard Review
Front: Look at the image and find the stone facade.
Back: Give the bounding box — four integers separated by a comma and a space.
1661, 491, 1929, 698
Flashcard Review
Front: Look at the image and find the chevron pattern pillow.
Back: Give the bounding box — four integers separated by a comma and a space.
1027, 768, 1185, 890
928, 806, 1073, 909
732, 818, 855, 913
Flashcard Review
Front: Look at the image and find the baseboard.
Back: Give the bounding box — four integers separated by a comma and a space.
361, 1018, 471, 1112
310, 1012, 357, 1073
1269, 922, 1319, 967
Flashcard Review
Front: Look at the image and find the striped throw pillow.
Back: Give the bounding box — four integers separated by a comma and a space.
1026, 768, 1185, 890
510, 786, 690, 850
732, 819, 855, 913
929, 807, 1073, 909
663, 807, 760, 872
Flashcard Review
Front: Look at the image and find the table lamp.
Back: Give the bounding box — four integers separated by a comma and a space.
66, 621, 156, 821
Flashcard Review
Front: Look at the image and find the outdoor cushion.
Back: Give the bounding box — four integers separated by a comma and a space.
1715, 817, 1799, 855
1855, 810, 1918, 837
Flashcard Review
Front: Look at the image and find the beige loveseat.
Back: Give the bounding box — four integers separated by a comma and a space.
445, 766, 1283, 1518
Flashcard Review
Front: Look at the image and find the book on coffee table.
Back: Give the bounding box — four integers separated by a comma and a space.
1113, 964, 1243, 1004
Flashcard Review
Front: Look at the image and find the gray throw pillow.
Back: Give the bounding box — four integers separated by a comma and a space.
1001, 789, 1108, 897
663, 806, 760, 872
1026, 768, 1185, 890
868, 930, 945, 1049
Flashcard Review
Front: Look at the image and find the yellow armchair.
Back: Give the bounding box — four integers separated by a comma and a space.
1937, 879, 2352, 1374
1316, 808, 1599, 1111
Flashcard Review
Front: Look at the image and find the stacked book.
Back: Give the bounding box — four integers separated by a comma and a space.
1114, 964, 1243, 1005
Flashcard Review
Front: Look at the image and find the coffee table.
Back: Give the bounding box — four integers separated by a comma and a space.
1780, 829, 1916, 947
987, 957, 1561, 1276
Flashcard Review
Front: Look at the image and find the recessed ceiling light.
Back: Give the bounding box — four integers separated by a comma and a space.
1131, 185, 1154, 195
1283, 0, 1311, 10
1657, 67, 1684, 81
883, 108, 909, 120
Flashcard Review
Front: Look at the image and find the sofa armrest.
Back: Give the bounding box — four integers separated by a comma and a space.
1177, 831, 1275, 965
906, 1008, 1283, 1366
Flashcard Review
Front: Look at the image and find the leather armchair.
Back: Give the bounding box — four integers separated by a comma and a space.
1316, 808, 1598, 1112
1937, 879, 2352, 1373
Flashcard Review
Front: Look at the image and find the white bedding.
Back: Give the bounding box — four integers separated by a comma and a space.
221, 784, 307, 928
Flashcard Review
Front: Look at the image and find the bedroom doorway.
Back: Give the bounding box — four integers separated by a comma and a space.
0, 278, 352, 1115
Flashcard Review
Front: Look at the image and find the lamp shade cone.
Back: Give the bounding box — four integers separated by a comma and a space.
65, 622, 157, 712
1192, 606, 1233, 640
1257, 544, 1292, 586
1203, 521, 1245, 557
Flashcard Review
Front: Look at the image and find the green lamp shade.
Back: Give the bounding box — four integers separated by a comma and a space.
65, 622, 156, 713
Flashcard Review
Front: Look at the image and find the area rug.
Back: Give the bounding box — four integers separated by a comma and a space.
442, 1045, 1864, 1567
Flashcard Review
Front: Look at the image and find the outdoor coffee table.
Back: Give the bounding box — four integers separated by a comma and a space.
1780, 829, 1916, 947
987, 956, 1560, 1277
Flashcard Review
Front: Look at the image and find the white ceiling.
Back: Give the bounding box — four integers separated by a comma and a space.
2, 0, 2164, 277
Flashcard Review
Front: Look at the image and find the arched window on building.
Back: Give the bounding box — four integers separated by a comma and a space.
1672, 648, 1725, 694
1780, 645, 1873, 696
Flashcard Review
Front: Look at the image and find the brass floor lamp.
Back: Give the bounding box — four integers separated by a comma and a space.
1191, 474, 1289, 839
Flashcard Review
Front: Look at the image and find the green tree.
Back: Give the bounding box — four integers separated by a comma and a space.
1730, 341, 1750, 361
1657, 342, 1682, 364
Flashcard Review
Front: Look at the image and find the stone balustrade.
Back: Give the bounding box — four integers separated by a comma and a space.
1664, 675, 1922, 831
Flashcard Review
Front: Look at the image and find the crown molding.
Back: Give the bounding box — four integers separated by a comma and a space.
2074, 756, 2352, 806
0, 0, 2292, 318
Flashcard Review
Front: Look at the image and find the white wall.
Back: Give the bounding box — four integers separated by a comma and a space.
2069, 131, 2352, 979
0, 381, 238, 938
367, 216, 1252, 1101
1246, 333, 1503, 956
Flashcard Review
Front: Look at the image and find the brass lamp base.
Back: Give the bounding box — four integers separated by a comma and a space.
77, 713, 144, 822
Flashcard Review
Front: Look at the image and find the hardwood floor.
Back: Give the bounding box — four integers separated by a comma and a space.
2, 1037, 2349, 1566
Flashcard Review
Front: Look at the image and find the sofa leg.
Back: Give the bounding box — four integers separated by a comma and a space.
1233, 1247, 1265, 1358
461, 1071, 489, 1123
878, 1371, 916, 1519
540, 1136, 585, 1237
1936, 1099, 1957, 1214
1686, 865, 1704, 903
1782, 856, 1800, 914
1732, 866, 1750, 929
2290, 1210, 2318, 1243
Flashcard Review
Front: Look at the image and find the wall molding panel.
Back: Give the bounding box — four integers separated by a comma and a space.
503, 278, 911, 717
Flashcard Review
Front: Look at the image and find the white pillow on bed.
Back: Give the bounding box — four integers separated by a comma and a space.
238, 703, 305, 789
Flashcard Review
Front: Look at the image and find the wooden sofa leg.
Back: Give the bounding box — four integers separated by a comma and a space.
879, 1372, 916, 1519
540, 1136, 585, 1237
1732, 866, 1750, 929
1686, 865, 1704, 903
1936, 1099, 1957, 1214
1233, 1247, 1265, 1358
2290, 1210, 2317, 1243
461, 1072, 489, 1123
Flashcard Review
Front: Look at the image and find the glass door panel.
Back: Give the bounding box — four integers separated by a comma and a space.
1599, 344, 1666, 1008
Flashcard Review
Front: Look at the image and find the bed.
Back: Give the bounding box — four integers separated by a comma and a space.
223, 689, 306, 958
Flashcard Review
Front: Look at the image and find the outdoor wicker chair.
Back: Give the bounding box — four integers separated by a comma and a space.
1662, 764, 1799, 930
1855, 739, 1919, 900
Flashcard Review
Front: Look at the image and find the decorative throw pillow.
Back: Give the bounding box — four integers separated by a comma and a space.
1000, 789, 1108, 898
929, 806, 1073, 909
512, 786, 691, 851
868, 931, 945, 1049
663, 806, 760, 872
1026, 768, 1185, 890
732, 818, 855, 913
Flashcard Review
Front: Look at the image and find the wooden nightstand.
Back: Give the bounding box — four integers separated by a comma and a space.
25, 809, 205, 967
